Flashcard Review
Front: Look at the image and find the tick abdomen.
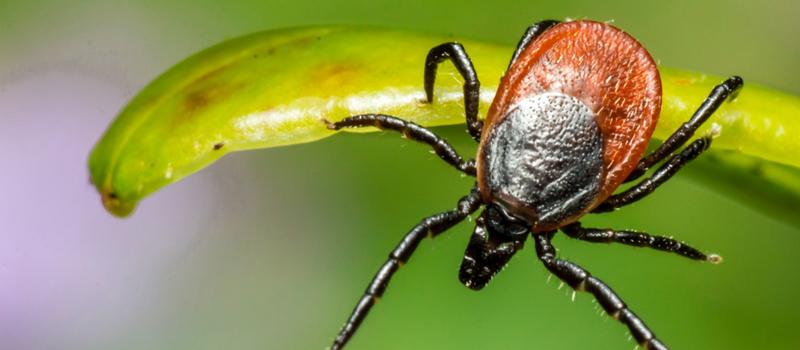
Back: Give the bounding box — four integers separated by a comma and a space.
481, 93, 603, 230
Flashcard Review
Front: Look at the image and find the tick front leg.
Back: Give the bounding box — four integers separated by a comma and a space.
561, 222, 721, 263
534, 233, 668, 350
330, 187, 482, 350
424, 42, 483, 141
325, 114, 476, 176
507, 20, 560, 68
625, 76, 743, 182
593, 135, 712, 212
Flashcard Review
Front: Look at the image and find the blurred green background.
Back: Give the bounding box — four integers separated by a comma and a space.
2, 0, 798, 349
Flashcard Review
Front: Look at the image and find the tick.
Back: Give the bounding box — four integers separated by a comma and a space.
324, 20, 742, 349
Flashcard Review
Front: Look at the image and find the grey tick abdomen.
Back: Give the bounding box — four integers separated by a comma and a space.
481, 93, 604, 230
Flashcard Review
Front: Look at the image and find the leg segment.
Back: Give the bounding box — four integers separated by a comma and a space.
330, 187, 483, 350
626, 76, 743, 182
561, 222, 720, 263
424, 43, 483, 141
507, 20, 560, 68
534, 233, 668, 350
325, 114, 476, 176
593, 135, 712, 213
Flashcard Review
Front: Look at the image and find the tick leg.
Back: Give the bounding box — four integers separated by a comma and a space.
593, 135, 711, 213
534, 233, 668, 350
561, 222, 720, 263
325, 114, 476, 176
424, 42, 483, 142
625, 76, 743, 182
330, 187, 482, 350
507, 20, 560, 68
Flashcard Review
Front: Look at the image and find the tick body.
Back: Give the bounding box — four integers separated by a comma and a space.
479, 21, 660, 232
326, 20, 742, 349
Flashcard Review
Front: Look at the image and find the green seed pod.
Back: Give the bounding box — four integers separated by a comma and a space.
88, 26, 800, 218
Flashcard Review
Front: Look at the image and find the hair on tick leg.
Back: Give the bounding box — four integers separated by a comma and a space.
707, 122, 723, 138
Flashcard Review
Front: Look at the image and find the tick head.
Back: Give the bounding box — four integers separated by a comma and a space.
458, 205, 530, 290
484, 203, 530, 241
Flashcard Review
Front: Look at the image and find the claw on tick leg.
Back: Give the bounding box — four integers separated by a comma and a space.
321, 118, 337, 130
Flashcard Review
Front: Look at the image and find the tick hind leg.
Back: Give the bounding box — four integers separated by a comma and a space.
625, 76, 743, 182
424, 43, 483, 141
325, 114, 476, 176
330, 187, 483, 350
534, 232, 668, 350
561, 222, 721, 263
